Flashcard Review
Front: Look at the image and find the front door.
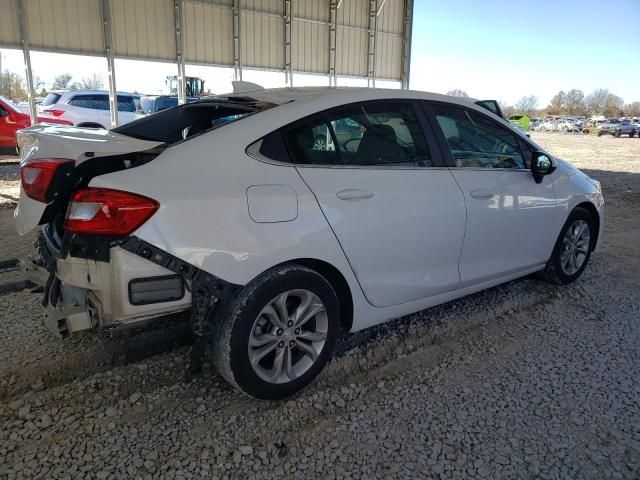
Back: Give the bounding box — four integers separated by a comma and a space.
428, 103, 558, 287
284, 101, 467, 307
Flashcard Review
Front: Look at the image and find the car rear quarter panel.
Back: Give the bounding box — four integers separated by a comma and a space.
88, 115, 370, 325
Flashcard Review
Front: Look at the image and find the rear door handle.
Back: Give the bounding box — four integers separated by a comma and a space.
470, 189, 495, 200
336, 189, 375, 201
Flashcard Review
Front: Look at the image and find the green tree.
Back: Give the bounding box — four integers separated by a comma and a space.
0, 70, 28, 99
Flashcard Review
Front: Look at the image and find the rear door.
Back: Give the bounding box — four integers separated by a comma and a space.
425, 102, 558, 287
66, 94, 102, 126
284, 101, 466, 308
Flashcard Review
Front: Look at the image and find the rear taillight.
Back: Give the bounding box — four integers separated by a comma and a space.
45, 109, 66, 117
20, 159, 74, 202
64, 188, 159, 236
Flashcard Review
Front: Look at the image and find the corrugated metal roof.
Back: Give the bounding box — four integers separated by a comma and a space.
111, 0, 176, 61
0, 0, 21, 47
1, 0, 411, 82
27, 0, 104, 54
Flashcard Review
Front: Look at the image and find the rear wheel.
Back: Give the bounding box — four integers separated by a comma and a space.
212, 264, 340, 399
541, 208, 594, 285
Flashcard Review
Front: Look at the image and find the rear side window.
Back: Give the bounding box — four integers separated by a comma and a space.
117, 95, 136, 113
42, 93, 61, 106
432, 104, 525, 169
284, 102, 431, 167
68, 94, 110, 110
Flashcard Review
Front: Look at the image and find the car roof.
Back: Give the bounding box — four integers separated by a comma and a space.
209, 86, 482, 109
53, 89, 140, 97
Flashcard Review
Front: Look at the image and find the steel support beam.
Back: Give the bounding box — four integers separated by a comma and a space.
328, 0, 338, 87
283, 0, 292, 86
17, 0, 37, 123
400, 0, 414, 89
233, 0, 242, 81
174, 0, 186, 104
100, 0, 118, 128
366, 0, 377, 88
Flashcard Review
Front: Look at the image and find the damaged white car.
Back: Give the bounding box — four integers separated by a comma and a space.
15, 87, 604, 399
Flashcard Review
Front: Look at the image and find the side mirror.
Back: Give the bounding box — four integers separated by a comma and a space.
531, 151, 555, 184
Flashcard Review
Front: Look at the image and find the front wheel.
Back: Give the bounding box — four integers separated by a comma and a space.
212, 264, 340, 399
614, 130, 621, 137
541, 208, 595, 285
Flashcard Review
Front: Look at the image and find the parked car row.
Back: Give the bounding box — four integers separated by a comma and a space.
0, 95, 72, 156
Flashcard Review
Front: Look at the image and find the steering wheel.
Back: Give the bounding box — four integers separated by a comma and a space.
493, 157, 517, 169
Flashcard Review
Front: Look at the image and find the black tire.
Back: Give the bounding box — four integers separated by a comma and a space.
614, 130, 621, 137
597, 132, 602, 137
540, 207, 595, 285
212, 263, 340, 400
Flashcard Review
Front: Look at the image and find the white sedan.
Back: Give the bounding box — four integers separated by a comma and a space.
15, 87, 604, 399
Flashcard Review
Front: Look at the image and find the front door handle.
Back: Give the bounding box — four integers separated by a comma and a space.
336, 189, 375, 201
470, 189, 495, 200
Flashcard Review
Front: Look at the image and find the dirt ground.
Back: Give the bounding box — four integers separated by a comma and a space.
0, 132, 638, 479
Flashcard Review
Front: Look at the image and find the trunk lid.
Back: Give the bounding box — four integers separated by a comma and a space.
14, 124, 162, 235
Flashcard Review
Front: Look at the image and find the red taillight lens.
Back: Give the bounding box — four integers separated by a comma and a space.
64, 188, 159, 236
20, 159, 74, 202
45, 109, 66, 117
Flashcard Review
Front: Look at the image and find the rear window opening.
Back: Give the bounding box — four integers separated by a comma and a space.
112, 98, 277, 145
42, 93, 62, 106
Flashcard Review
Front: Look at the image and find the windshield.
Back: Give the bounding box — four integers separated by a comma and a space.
0, 95, 23, 114
112, 98, 276, 144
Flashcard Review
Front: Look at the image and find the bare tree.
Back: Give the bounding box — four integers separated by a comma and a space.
80, 73, 104, 90
515, 95, 538, 117
624, 101, 640, 117
51, 73, 73, 90
585, 89, 609, 116
603, 93, 624, 117
564, 89, 585, 115
498, 101, 515, 118
446, 89, 469, 98
547, 91, 566, 115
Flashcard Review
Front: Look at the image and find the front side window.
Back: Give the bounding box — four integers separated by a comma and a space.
285, 102, 431, 167
432, 104, 526, 169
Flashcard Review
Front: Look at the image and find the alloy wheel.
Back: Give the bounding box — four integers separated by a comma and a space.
248, 289, 328, 384
560, 219, 590, 275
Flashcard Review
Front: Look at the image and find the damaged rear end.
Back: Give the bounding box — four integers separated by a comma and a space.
15, 97, 267, 337
14, 125, 195, 337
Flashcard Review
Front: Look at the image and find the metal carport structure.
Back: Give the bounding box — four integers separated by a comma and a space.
0, 0, 414, 127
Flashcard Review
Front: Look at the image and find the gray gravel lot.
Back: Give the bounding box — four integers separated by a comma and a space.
0, 132, 639, 479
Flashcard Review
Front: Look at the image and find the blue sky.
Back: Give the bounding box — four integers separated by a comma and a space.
1, 0, 639, 106
409, 0, 640, 105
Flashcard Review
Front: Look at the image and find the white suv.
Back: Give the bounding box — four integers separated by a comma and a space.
39, 90, 140, 129
15, 87, 604, 399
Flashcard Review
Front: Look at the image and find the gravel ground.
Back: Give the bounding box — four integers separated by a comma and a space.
0, 132, 639, 479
